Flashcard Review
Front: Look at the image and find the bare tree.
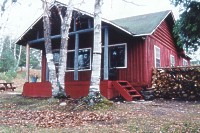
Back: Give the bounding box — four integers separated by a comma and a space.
41, 0, 59, 97
0, 0, 9, 58
57, 0, 74, 96
40, 0, 76, 97
88, 0, 103, 104
14, 45, 22, 70
0, 0, 18, 58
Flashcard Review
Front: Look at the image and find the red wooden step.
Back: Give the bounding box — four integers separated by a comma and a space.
112, 81, 143, 101
128, 90, 137, 93
131, 95, 142, 98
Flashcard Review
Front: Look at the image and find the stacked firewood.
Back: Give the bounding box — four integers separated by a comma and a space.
152, 66, 200, 100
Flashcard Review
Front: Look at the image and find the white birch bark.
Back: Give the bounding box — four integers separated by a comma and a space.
0, 37, 4, 58
14, 45, 22, 70
0, 19, 5, 58
89, 0, 103, 97
57, 0, 74, 96
42, 0, 59, 97
0, 0, 9, 58
14, 42, 17, 60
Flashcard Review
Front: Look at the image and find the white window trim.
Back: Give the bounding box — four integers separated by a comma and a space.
102, 43, 127, 69
170, 55, 175, 67
154, 45, 161, 68
183, 59, 188, 66
66, 47, 92, 72
107, 43, 127, 69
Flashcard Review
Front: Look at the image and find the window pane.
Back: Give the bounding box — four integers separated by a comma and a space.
170, 56, 175, 67
156, 59, 160, 67
67, 51, 74, 70
78, 49, 90, 70
156, 48, 160, 59
67, 48, 91, 71
53, 53, 59, 63
183, 60, 188, 66
154, 46, 160, 67
109, 45, 125, 68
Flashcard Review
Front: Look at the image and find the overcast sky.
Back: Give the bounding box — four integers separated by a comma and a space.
1, 0, 180, 38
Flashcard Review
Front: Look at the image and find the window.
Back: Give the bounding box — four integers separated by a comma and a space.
65, 43, 127, 71
53, 49, 60, 65
170, 55, 175, 67
108, 44, 127, 68
183, 59, 188, 66
67, 48, 91, 71
154, 45, 160, 67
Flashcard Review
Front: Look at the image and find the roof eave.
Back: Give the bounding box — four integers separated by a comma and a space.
132, 33, 150, 37
103, 19, 134, 36
15, 14, 43, 45
147, 10, 173, 36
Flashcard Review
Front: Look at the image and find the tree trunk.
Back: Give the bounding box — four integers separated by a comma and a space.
0, 0, 9, 58
88, 0, 103, 100
57, 0, 74, 96
0, 38, 3, 58
14, 45, 22, 70
42, 0, 59, 97
14, 42, 17, 60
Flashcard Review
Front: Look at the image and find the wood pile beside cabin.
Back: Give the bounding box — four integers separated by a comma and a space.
152, 66, 200, 100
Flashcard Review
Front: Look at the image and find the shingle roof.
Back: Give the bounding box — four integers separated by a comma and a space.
111, 10, 172, 36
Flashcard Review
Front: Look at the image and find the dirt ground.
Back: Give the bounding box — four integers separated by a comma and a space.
0, 92, 200, 133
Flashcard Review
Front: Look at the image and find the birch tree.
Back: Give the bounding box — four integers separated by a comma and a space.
14, 45, 22, 70
88, 0, 103, 104
42, 0, 59, 97
0, 0, 18, 58
56, 0, 74, 96
0, 0, 9, 58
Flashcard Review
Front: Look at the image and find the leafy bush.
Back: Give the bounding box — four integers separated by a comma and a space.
0, 70, 17, 82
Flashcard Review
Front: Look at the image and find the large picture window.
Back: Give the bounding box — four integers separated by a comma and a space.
108, 44, 127, 68
67, 48, 91, 71
154, 45, 161, 67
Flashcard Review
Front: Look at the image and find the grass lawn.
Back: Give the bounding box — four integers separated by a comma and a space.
0, 92, 200, 133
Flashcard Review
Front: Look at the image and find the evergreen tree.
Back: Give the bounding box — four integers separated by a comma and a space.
171, 0, 200, 50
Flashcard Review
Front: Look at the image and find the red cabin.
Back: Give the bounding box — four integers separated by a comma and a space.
16, 2, 190, 101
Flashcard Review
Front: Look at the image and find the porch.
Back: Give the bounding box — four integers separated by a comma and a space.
22, 80, 143, 101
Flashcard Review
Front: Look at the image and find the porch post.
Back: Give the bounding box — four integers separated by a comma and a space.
25, 44, 30, 82
74, 17, 79, 80
41, 50, 47, 82
104, 27, 109, 80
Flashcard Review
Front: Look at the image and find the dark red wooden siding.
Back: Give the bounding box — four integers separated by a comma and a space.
148, 19, 187, 67
63, 17, 189, 87
118, 38, 148, 86
145, 18, 190, 85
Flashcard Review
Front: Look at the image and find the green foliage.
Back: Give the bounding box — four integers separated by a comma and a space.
91, 97, 114, 110
29, 49, 41, 69
170, 0, 192, 7
0, 37, 16, 72
172, 1, 200, 50
18, 46, 26, 68
0, 70, 17, 82
0, 36, 41, 73
6, 69, 17, 79
21, 71, 26, 79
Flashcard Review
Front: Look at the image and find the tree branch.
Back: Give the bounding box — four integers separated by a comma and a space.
121, 0, 144, 6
